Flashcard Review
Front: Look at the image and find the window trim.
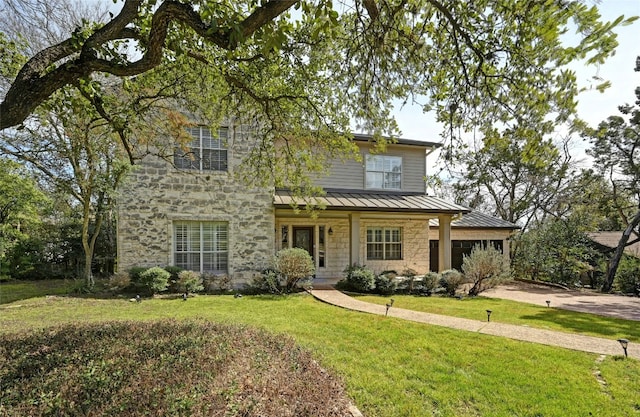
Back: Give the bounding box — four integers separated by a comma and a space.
365, 154, 402, 190
174, 126, 228, 171
366, 226, 402, 260
173, 221, 229, 273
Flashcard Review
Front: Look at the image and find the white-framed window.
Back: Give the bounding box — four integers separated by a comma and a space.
174, 221, 228, 273
366, 227, 402, 260
365, 155, 402, 190
174, 127, 228, 171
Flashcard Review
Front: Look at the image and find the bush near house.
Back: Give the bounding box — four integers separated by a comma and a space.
337, 263, 376, 293
175, 270, 204, 294
275, 248, 315, 292
463, 245, 511, 296
440, 269, 464, 296
139, 266, 170, 294
614, 256, 640, 296
375, 271, 398, 295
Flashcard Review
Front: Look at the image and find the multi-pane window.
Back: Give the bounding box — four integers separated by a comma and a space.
365, 155, 402, 190
174, 127, 228, 171
174, 221, 228, 273
366, 227, 402, 260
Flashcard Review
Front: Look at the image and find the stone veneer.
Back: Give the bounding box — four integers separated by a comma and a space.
117, 125, 274, 285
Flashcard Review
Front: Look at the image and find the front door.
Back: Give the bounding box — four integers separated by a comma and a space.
293, 226, 314, 260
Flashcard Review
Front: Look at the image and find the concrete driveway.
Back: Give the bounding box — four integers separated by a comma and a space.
484, 281, 640, 321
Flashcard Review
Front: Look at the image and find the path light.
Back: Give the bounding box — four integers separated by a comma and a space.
617, 338, 629, 357
486, 309, 492, 322
385, 299, 395, 316
136, 294, 141, 303
546, 300, 550, 307
182, 292, 188, 301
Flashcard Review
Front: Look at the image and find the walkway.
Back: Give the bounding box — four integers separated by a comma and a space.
309, 287, 639, 360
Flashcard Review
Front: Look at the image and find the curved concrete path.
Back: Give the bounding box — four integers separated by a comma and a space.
309, 288, 639, 360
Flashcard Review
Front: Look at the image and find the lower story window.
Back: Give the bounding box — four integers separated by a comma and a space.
174, 221, 228, 273
366, 227, 402, 260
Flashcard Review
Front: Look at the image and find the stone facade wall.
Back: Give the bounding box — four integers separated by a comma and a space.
360, 218, 430, 275
117, 125, 274, 285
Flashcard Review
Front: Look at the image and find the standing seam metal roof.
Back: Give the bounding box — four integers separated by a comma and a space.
274, 189, 469, 214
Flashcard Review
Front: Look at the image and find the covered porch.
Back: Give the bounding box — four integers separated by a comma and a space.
274, 189, 470, 279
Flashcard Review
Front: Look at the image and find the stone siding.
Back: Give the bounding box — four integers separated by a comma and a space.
117, 125, 274, 285
360, 218, 430, 275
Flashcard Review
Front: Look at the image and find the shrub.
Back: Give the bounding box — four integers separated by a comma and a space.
203, 273, 233, 293
374, 272, 398, 295
176, 270, 204, 294
615, 256, 640, 296
462, 245, 511, 296
274, 248, 315, 292
163, 265, 184, 292
417, 271, 440, 295
440, 269, 464, 296
247, 268, 282, 294
139, 266, 170, 294
108, 272, 131, 292
337, 263, 375, 293
128, 266, 148, 284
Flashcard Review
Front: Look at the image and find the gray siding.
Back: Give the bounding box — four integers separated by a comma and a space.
314, 142, 427, 193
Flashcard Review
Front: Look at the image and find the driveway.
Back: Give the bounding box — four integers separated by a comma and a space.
484, 281, 640, 321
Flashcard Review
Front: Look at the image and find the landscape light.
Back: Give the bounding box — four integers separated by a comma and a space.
486, 310, 492, 322
617, 338, 629, 358
546, 300, 550, 307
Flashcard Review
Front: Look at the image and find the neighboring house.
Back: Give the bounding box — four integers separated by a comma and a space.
588, 232, 640, 258
429, 211, 520, 271
117, 123, 508, 285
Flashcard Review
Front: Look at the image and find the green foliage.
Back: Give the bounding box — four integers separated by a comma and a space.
202, 273, 233, 293
108, 272, 131, 292
614, 256, 640, 296
337, 263, 376, 293
0, 320, 351, 417
374, 272, 398, 296
419, 272, 441, 296
512, 215, 601, 286
128, 266, 148, 284
176, 270, 204, 294
247, 269, 281, 294
274, 248, 315, 292
440, 269, 465, 296
462, 245, 511, 296
139, 267, 170, 294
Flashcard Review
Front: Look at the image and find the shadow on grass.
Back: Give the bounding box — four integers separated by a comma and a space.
519, 308, 640, 340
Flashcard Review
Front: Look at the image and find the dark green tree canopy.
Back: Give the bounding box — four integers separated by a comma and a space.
0, 0, 633, 139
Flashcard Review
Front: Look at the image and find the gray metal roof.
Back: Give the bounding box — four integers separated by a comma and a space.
274, 189, 469, 214
429, 210, 520, 229
352, 133, 441, 149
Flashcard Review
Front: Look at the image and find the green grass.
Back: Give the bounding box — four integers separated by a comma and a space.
0, 279, 82, 304
1, 284, 639, 416
355, 294, 640, 341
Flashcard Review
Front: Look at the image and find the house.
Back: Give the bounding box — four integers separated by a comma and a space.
588, 232, 640, 258
429, 211, 520, 271
117, 123, 511, 285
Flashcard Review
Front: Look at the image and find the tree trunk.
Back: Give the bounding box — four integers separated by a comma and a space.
602, 209, 640, 292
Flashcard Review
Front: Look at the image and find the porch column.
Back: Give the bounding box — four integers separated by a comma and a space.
349, 213, 361, 265
438, 214, 452, 271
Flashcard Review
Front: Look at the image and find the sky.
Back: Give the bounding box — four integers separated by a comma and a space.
392, 0, 640, 148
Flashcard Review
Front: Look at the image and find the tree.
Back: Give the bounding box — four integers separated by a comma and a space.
451, 126, 575, 230
1, 91, 130, 286
585, 58, 640, 292
0, 158, 48, 277
1, 0, 633, 149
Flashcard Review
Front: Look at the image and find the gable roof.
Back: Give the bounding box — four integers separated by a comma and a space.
429, 210, 520, 229
588, 232, 640, 257
274, 189, 469, 214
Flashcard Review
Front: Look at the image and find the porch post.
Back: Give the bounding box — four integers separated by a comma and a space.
438, 215, 452, 271
349, 213, 361, 265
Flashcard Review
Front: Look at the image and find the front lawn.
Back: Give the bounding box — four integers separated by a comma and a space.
355, 294, 640, 341
1, 292, 639, 416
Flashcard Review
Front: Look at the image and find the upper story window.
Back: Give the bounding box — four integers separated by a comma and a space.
365, 155, 402, 190
174, 127, 228, 171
